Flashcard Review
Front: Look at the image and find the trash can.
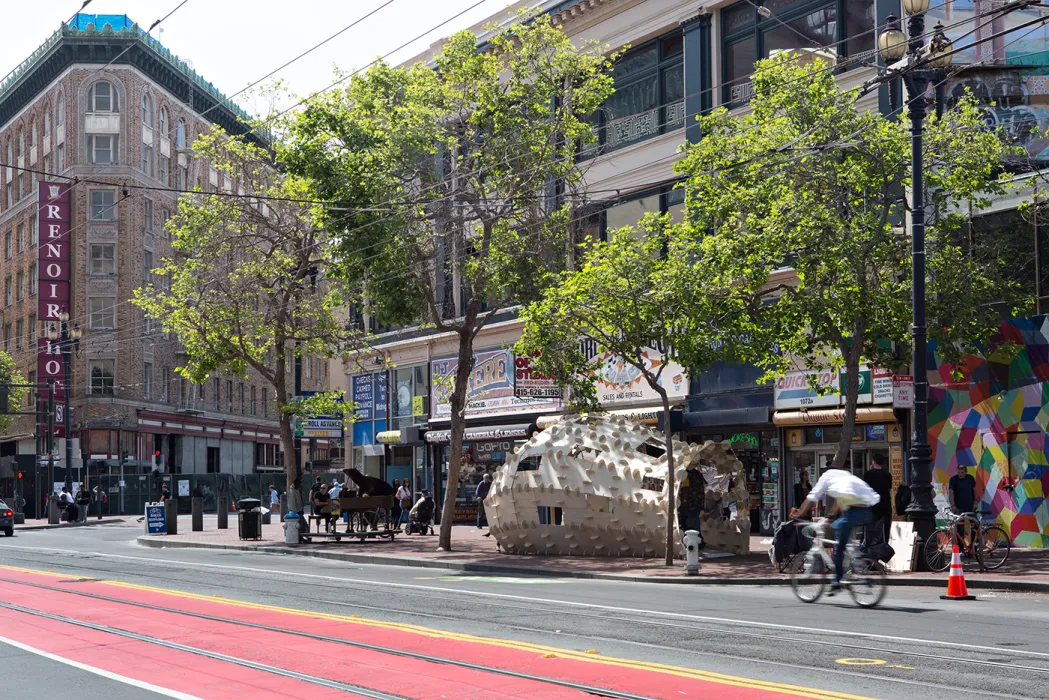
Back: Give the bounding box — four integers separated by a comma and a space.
283, 511, 301, 546
237, 498, 262, 540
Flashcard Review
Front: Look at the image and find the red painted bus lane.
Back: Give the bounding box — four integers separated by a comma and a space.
0, 567, 863, 700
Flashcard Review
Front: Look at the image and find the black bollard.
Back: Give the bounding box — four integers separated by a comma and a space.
165, 499, 178, 535
191, 496, 203, 531
217, 495, 228, 529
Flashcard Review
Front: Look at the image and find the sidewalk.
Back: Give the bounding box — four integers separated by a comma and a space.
135, 520, 1049, 591
15, 517, 127, 531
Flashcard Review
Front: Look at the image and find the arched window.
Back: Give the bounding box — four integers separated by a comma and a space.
89, 81, 117, 112
30, 120, 37, 151
141, 94, 153, 127
4, 140, 11, 208
17, 129, 24, 158
56, 93, 66, 126
158, 108, 167, 137
176, 119, 185, 148
43, 110, 50, 137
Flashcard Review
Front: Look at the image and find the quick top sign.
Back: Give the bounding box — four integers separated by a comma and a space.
38, 182, 72, 321
37, 182, 72, 437
774, 365, 895, 410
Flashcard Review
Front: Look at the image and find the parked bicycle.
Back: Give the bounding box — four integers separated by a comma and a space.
924, 509, 1010, 572
789, 518, 887, 608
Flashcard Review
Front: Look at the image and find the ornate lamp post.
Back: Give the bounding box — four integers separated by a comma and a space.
878, 3, 953, 545
47, 308, 81, 492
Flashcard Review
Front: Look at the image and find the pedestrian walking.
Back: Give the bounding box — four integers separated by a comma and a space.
396, 480, 412, 526
475, 473, 492, 528
390, 479, 402, 526
60, 487, 76, 522
159, 484, 171, 504
309, 476, 322, 515
863, 455, 893, 544
268, 484, 279, 512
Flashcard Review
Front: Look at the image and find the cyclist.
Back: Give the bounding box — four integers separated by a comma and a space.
949, 464, 979, 555
790, 468, 880, 595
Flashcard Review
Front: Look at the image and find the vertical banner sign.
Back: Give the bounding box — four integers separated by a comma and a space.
37, 181, 72, 437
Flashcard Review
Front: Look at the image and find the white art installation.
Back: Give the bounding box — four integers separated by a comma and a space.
484, 413, 751, 558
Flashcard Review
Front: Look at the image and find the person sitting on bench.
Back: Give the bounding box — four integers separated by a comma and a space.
312, 483, 332, 531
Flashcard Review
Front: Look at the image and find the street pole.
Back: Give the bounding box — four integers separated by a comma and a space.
878, 6, 952, 544
294, 341, 302, 481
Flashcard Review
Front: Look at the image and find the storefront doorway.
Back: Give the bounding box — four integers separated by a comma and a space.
786, 423, 894, 510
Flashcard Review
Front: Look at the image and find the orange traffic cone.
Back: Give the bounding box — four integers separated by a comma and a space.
940, 545, 976, 601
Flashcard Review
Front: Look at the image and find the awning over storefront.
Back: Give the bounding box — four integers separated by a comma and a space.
684, 407, 770, 429
425, 423, 535, 445
536, 407, 674, 431
773, 406, 897, 426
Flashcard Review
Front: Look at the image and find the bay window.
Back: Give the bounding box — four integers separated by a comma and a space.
721, 0, 874, 108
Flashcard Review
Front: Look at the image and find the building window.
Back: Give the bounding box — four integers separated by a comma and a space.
159, 108, 167, 137
30, 120, 37, 153
2, 324, 10, 353
160, 210, 170, 240
144, 362, 153, 399
601, 185, 685, 240
56, 143, 65, 172
239, 383, 245, 414
16, 223, 23, 252
27, 313, 35, 347
4, 278, 10, 307
144, 199, 154, 234
30, 215, 36, 247
90, 190, 116, 220
262, 388, 268, 418
161, 366, 168, 401
720, 0, 873, 108
89, 360, 115, 395
43, 153, 51, 177
4, 231, 10, 259
177, 164, 188, 191
88, 297, 116, 329
144, 250, 153, 285
88, 135, 118, 165
250, 385, 256, 415
176, 119, 185, 148
89, 244, 115, 275
27, 370, 35, 405
44, 110, 50, 138
15, 271, 23, 301
159, 156, 169, 184
17, 130, 25, 199
29, 265, 36, 296
90, 81, 117, 113
56, 93, 65, 127
15, 320, 23, 351
226, 379, 233, 413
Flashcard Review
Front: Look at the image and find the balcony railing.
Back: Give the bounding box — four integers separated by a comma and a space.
580, 99, 685, 160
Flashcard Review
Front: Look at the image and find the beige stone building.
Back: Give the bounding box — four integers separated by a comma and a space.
0, 14, 328, 503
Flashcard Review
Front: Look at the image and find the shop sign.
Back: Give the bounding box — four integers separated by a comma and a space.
412, 396, 425, 417
473, 440, 516, 463
514, 352, 560, 399
773, 406, 897, 426
424, 424, 533, 444
352, 375, 374, 421
375, 430, 402, 445
431, 348, 560, 419
728, 433, 760, 449
580, 342, 687, 407
872, 367, 894, 404
37, 181, 73, 438
893, 375, 914, 409
294, 417, 343, 439
774, 369, 839, 409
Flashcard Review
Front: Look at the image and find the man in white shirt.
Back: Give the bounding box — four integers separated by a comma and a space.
791, 468, 880, 592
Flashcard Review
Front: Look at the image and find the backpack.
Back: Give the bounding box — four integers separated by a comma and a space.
770, 519, 811, 568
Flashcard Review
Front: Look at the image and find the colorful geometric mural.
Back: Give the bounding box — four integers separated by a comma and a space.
929, 316, 1049, 548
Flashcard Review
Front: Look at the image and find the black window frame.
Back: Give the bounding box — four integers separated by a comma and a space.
582, 29, 685, 159
720, 0, 875, 109
598, 181, 686, 242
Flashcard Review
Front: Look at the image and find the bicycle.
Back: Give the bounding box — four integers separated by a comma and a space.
924, 509, 1010, 573
789, 517, 887, 608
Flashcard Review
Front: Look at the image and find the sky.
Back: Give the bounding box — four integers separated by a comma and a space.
1, 0, 517, 116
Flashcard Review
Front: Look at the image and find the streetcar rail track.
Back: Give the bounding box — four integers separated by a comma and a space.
2, 553, 1047, 676
0, 579, 656, 700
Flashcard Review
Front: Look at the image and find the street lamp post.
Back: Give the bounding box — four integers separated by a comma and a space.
47, 308, 81, 492
878, 2, 953, 544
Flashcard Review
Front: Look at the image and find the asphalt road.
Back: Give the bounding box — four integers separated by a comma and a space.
0, 522, 1045, 699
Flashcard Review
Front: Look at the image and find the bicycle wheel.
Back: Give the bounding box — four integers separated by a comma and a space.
924, 529, 953, 573
978, 525, 1011, 570
847, 558, 887, 608
790, 552, 827, 603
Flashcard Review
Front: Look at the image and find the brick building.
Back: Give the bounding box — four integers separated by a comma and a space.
0, 13, 329, 491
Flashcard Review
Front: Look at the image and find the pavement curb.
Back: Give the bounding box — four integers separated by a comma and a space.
134, 536, 1049, 592
17, 518, 127, 532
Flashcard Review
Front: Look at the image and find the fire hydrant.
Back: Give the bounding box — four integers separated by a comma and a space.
683, 529, 703, 575
283, 511, 301, 546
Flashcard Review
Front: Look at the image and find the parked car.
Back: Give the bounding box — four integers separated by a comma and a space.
0, 500, 12, 536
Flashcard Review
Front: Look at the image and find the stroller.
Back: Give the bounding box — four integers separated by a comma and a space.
404, 491, 435, 535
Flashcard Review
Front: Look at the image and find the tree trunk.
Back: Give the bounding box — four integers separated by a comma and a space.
658, 386, 676, 566
437, 327, 478, 551
832, 349, 864, 471
280, 412, 297, 496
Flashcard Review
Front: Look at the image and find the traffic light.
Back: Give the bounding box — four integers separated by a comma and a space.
16, 472, 22, 479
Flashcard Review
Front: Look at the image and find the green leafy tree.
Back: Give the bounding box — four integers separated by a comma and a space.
282, 13, 615, 550
133, 129, 358, 495
676, 55, 1029, 472
517, 220, 765, 565
0, 352, 28, 433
